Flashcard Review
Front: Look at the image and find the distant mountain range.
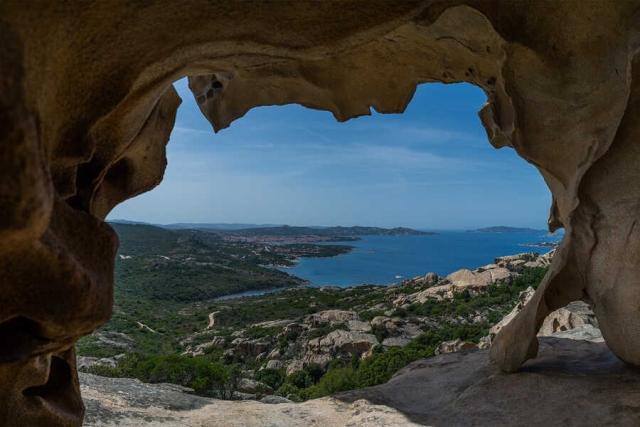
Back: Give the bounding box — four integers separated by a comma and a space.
164, 223, 284, 231
466, 226, 548, 234
108, 220, 283, 230
219, 225, 435, 237
108, 220, 433, 235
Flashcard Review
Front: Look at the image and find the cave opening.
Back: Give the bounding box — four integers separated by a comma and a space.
75, 77, 562, 409
105, 77, 554, 286
108, 78, 551, 234
5, 1, 637, 424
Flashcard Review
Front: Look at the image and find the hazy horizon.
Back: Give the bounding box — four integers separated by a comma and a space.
108, 219, 551, 232
107, 79, 552, 229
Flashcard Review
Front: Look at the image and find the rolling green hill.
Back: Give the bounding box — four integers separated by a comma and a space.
111, 223, 355, 303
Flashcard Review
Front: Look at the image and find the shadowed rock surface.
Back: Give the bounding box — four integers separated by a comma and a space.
335, 337, 640, 427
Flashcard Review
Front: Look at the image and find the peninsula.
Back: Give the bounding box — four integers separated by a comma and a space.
219, 225, 438, 242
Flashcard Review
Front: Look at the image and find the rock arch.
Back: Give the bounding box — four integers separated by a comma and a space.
1, 1, 639, 425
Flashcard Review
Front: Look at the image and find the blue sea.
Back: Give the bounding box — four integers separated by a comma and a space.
215, 231, 561, 300
278, 231, 561, 287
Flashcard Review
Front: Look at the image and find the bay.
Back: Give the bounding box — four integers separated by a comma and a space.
275, 231, 561, 287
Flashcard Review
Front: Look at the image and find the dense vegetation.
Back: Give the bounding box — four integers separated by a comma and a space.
111, 222, 358, 301
87, 353, 244, 398
77, 223, 351, 356
80, 223, 549, 402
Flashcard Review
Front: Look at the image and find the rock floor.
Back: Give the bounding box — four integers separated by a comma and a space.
81, 336, 640, 427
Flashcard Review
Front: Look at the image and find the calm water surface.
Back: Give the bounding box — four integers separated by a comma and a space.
215, 231, 561, 300
276, 231, 560, 287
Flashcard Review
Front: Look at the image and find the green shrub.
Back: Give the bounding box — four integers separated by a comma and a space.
286, 370, 312, 389
304, 363, 324, 384
302, 367, 357, 399
254, 368, 285, 390
275, 383, 300, 399
91, 353, 237, 398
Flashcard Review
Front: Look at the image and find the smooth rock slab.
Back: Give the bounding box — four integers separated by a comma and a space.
80, 373, 419, 427
336, 337, 640, 427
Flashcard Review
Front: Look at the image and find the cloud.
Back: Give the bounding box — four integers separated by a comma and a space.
171, 125, 213, 137
355, 144, 471, 170
396, 126, 481, 143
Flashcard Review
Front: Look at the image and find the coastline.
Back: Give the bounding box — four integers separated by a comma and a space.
259, 244, 356, 269
245, 232, 561, 295
518, 242, 557, 248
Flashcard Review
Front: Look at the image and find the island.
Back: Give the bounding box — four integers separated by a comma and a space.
466, 226, 547, 234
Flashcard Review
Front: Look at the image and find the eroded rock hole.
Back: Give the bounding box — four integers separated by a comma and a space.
0, 317, 50, 363
206, 89, 214, 99
22, 356, 72, 399
212, 80, 223, 89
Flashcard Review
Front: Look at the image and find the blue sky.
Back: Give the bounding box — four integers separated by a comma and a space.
107, 78, 551, 230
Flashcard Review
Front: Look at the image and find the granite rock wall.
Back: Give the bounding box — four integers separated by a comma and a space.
1, 1, 639, 425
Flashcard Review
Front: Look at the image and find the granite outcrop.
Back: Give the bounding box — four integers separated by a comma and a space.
2, 1, 640, 424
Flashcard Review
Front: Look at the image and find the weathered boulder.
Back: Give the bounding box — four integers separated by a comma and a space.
285, 360, 305, 376
267, 348, 282, 360
308, 330, 379, 364
301, 353, 333, 369
370, 316, 391, 328
236, 378, 273, 395
446, 267, 512, 294
252, 319, 294, 329
347, 320, 372, 333
538, 302, 594, 336
264, 360, 286, 371
487, 288, 598, 345
307, 310, 360, 326
397, 323, 424, 340
212, 336, 227, 346
76, 356, 118, 371
95, 332, 134, 350
424, 272, 439, 285
230, 338, 272, 358
393, 284, 448, 306
435, 339, 479, 355
494, 253, 542, 268
182, 336, 227, 357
